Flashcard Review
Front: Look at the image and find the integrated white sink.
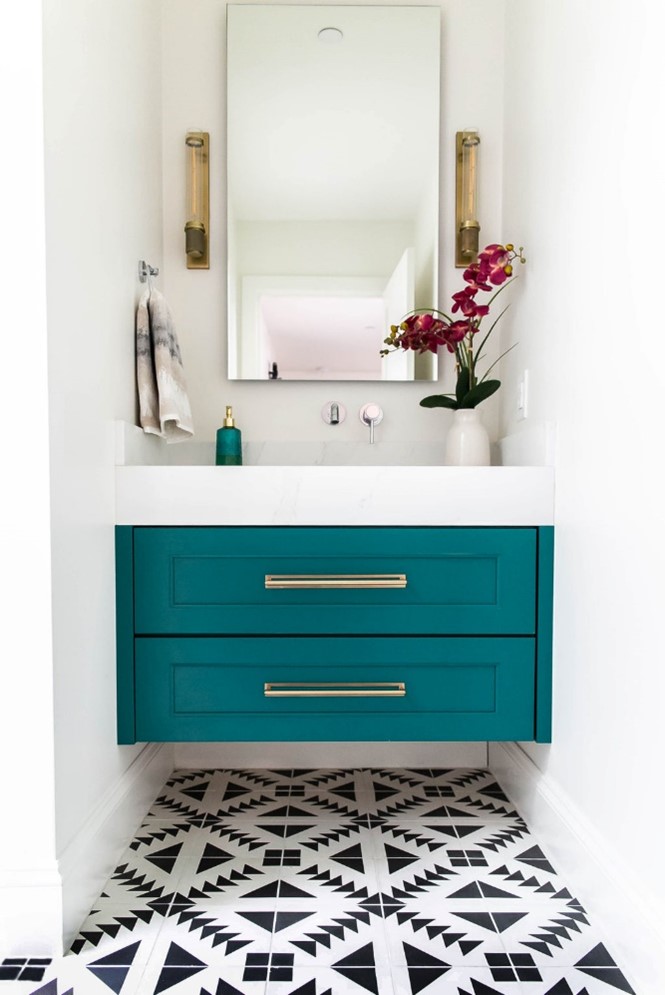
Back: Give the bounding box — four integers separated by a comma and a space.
114, 422, 554, 526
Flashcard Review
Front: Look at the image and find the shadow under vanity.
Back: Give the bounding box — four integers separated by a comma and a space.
115, 467, 553, 746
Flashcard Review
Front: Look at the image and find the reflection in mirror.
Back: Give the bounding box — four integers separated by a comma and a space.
227, 5, 440, 381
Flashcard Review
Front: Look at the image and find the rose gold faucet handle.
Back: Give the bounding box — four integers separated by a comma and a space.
359, 403, 384, 444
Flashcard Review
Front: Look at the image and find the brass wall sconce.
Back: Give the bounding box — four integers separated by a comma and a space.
184, 131, 209, 269
455, 130, 480, 267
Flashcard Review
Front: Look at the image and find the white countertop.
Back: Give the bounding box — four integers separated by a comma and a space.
115, 465, 554, 526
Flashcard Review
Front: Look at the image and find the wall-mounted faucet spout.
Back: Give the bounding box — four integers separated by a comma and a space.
321, 401, 346, 425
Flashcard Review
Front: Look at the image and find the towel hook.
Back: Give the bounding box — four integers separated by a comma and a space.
138, 260, 159, 283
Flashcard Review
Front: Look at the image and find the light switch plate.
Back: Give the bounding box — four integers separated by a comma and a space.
517, 370, 529, 420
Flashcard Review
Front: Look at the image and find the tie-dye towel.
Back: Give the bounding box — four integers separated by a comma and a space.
136, 287, 194, 442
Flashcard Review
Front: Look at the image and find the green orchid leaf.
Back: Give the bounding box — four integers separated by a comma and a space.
480, 343, 517, 382
459, 379, 501, 408
474, 304, 510, 366
419, 394, 459, 410
455, 366, 470, 404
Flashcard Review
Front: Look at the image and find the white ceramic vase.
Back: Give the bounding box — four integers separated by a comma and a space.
444, 408, 490, 466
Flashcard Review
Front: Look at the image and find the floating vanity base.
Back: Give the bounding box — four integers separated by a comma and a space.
116, 526, 553, 745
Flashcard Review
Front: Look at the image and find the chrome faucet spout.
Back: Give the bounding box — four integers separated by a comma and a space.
322, 401, 346, 425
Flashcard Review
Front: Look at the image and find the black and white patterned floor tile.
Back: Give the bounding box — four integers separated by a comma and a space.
20, 769, 636, 995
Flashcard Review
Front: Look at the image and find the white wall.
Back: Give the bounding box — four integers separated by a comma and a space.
0, 0, 61, 956
161, 0, 506, 445
41, 0, 165, 939
499, 0, 665, 976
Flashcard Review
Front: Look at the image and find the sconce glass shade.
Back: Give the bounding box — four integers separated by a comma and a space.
456, 130, 480, 267
185, 131, 209, 269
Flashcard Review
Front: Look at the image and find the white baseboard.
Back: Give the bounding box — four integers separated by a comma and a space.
58, 743, 174, 948
0, 864, 63, 957
174, 741, 487, 769
490, 742, 664, 995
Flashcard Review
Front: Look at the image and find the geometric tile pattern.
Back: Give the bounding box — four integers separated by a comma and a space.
20, 768, 636, 995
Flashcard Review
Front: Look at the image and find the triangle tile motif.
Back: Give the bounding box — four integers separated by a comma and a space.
514, 845, 557, 874
237, 910, 315, 933
87, 942, 141, 995
154, 942, 206, 995
403, 942, 451, 995
575, 943, 636, 994
330, 844, 366, 873
447, 881, 521, 900
477, 781, 511, 800
195, 843, 235, 874
384, 844, 420, 874
222, 781, 253, 800
328, 781, 358, 800
452, 910, 528, 934
242, 880, 314, 899
180, 781, 210, 801
144, 844, 182, 875
333, 942, 379, 995
372, 781, 399, 801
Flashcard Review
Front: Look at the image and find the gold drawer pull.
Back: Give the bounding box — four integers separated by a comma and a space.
264, 681, 406, 697
265, 573, 407, 589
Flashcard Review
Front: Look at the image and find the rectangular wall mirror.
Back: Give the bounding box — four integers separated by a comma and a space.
227, 5, 441, 382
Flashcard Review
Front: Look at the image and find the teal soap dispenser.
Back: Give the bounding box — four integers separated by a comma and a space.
216, 406, 242, 465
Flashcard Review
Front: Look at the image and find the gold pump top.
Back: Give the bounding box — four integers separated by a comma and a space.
223, 406, 235, 428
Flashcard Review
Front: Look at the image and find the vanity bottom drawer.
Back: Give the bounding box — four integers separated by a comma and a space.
135, 637, 535, 742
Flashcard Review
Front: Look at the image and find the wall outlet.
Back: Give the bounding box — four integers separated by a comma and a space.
517, 370, 529, 420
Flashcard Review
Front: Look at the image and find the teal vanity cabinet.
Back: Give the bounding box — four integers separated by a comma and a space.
116, 526, 553, 744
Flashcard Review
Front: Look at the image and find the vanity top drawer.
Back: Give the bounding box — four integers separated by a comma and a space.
133, 527, 536, 635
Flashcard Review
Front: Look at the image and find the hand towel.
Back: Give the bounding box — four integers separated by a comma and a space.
136, 287, 194, 442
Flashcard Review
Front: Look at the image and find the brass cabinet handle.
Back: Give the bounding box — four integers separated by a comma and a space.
265, 573, 407, 589
264, 681, 406, 697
